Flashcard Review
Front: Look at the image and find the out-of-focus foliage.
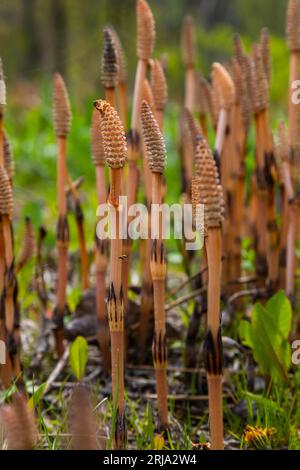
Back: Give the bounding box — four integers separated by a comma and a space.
0, 0, 290, 104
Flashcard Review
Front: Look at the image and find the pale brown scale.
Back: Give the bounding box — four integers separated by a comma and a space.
94, 100, 127, 169
182, 15, 196, 68
0, 165, 13, 217
53, 73, 72, 138
286, 0, 300, 52
137, 0, 156, 61
101, 26, 119, 89
212, 63, 235, 111
91, 108, 106, 166
140, 100, 167, 174
151, 59, 168, 112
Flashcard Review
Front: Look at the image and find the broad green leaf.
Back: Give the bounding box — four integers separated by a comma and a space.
266, 291, 292, 339
28, 382, 46, 409
238, 320, 253, 348
69, 336, 88, 381
238, 292, 292, 383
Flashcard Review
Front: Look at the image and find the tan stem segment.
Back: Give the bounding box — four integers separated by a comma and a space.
107, 173, 125, 448
119, 82, 127, 129
132, 60, 147, 131
77, 219, 89, 290
215, 109, 228, 158
279, 190, 288, 289
151, 172, 168, 428
205, 228, 223, 450
55, 136, 69, 357
254, 113, 268, 286
185, 67, 196, 111
286, 202, 297, 298
105, 88, 116, 108
123, 159, 139, 306
139, 235, 153, 359
95, 164, 110, 372
0, 220, 4, 294
111, 331, 124, 413
207, 375, 223, 450
57, 137, 67, 217
206, 229, 222, 335
2, 216, 14, 334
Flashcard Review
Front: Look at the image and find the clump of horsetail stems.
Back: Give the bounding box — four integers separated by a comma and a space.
182, 15, 196, 112
229, 58, 245, 284
94, 99, 127, 449
91, 108, 110, 372
53, 72, 72, 357
251, 43, 276, 290
212, 63, 235, 290
286, 99, 300, 301
102, 26, 119, 106
141, 99, 168, 429
124, 0, 155, 306
0, 60, 21, 387
16, 217, 36, 273
192, 137, 224, 450
0, 157, 21, 388
68, 385, 100, 450
287, 0, 300, 147
0, 393, 38, 450
151, 59, 168, 131
110, 26, 128, 128
138, 80, 156, 357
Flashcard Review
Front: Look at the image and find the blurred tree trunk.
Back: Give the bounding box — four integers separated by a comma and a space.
50, 0, 68, 77
21, 0, 42, 76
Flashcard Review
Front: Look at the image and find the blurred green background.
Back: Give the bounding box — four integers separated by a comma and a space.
0, 0, 291, 252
